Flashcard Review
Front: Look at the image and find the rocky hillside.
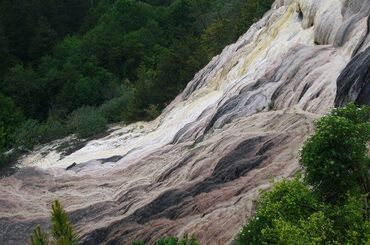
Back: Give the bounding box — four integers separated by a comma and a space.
1, 0, 369, 244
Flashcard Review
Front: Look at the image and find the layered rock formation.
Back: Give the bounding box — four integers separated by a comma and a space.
1, 0, 369, 244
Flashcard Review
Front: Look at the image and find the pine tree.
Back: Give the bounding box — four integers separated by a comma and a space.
30, 200, 78, 245
28, 17, 58, 60
51, 200, 78, 245
30, 225, 49, 245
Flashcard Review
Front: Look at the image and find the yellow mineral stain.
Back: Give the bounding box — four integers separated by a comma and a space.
238, 4, 296, 75
201, 4, 296, 93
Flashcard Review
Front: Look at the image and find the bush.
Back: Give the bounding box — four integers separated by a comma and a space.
0, 152, 8, 169
0, 93, 24, 148
326, 193, 370, 244
236, 178, 324, 245
67, 106, 107, 139
155, 235, 199, 245
99, 91, 131, 123
300, 103, 370, 203
155, 237, 179, 245
132, 241, 145, 245
11, 119, 43, 150
133, 235, 200, 245
0, 126, 5, 151
40, 117, 68, 143
236, 178, 370, 245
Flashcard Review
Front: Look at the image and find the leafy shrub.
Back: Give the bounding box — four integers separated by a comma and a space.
326, 193, 370, 244
236, 178, 324, 245
11, 119, 43, 150
236, 178, 370, 245
300, 103, 370, 203
0, 151, 8, 169
0, 93, 24, 148
99, 91, 132, 123
132, 241, 146, 245
0, 126, 5, 151
133, 235, 200, 245
67, 106, 107, 139
40, 117, 68, 143
155, 237, 179, 245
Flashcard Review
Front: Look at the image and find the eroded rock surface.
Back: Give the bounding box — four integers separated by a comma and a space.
1, 0, 369, 244
335, 45, 370, 106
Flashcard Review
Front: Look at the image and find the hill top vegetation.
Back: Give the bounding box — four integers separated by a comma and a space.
0, 0, 273, 167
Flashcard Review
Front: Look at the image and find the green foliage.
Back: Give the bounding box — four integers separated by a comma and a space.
326, 193, 370, 244
0, 20, 15, 75
99, 90, 132, 123
40, 118, 68, 143
31, 200, 77, 245
236, 178, 324, 245
268, 211, 334, 245
1, 0, 273, 122
0, 93, 24, 148
28, 17, 58, 61
134, 235, 200, 245
300, 103, 370, 203
236, 179, 370, 245
1, 64, 46, 119
30, 225, 49, 245
155, 235, 200, 245
132, 241, 146, 245
12, 119, 43, 150
51, 200, 78, 245
0, 0, 274, 164
0, 126, 5, 151
155, 237, 179, 245
0, 0, 95, 62
67, 107, 107, 139
237, 104, 370, 245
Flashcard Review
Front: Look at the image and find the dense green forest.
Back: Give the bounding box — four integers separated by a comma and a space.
0, 0, 273, 166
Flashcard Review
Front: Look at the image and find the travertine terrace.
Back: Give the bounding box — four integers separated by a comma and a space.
1, 0, 369, 244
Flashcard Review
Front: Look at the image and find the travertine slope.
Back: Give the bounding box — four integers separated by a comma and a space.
1, 0, 369, 244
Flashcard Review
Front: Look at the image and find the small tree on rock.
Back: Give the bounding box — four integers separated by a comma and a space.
30, 200, 77, 245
